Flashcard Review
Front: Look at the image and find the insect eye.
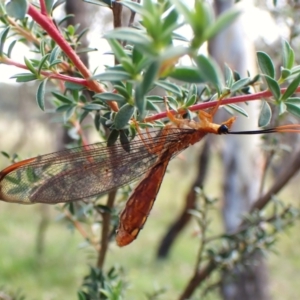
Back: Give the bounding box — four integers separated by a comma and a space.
218, 124, 229, 134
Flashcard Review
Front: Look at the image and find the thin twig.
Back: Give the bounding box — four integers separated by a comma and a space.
97, 190, 117, 269
178, 147, 300, 299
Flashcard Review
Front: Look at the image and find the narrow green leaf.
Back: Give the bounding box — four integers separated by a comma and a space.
48, 59, 64, 68
226, 104, 248, 117
282, 40, 294, 70
167, 96, 178, 111
204, 9, 241, 41
170, 0, 193, 30
76, 28, 89, 43
94, 111, 100, 130
184, 94, 197, 108
1, 151, 10, 159
120, 57, 135, 74
24, 57, 37, 76
140, 60, 160, 95
79, 110, 89, 124
64, 82, 85, 90
45, 0, 54, 14
286, 102, 300, 118
83, 103, 104, 111
146, 100, 160, 112
77, 290, 87, 300
169, 31, 188, 43
159, 45, 190, 65
257, 51, 275, 78
107, 130, 120, 147
37, 54, 50, 75
104, 28, 152, 47
162, 7, 179, 34
36, 79, 48, 111
92, 70, 132, 81
169, 66, 204, 83
64, 106, 76, 121
258, 100, 272, 127
264, 75, 280, 100
285, 97, 300, 118
132, 47, 144, 65
195, 55, 223, 93
280, 67, 291, 80
146, 95, 164, 102
285, 97, 300, 105
114, 85, 130, 99
52, 91, 73, 104
135, 85, 146, 119
135, 61, 160, 118
120, 130, 130, 153
93, 92, 126, 102
279, 101, 286, 115
7, 39, 17, 58
6, 0, 28, 19
281, 74, 300, 101
189, 83, 198, 98
231, 78, 251, 93
114, 104, 135, 129
107, 39, 128, 63
0, 26, 10, 56
49, 46, 61, 64
11, 73, 37, 82
155, 80, 182, 97
224, 64, 234, 87
56, 104, 72, 113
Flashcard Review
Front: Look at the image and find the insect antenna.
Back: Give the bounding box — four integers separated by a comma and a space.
218, 124, 300, 135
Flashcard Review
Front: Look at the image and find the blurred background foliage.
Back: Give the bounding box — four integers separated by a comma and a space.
1, 0, 300, 300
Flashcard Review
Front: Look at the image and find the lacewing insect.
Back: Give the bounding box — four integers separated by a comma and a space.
1, 107, 300, 247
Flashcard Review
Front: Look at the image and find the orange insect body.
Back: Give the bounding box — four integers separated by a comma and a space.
1, 105, 300, 247
115, 110, 236, 246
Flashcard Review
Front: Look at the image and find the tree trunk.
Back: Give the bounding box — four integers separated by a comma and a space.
208, 1, 270, 299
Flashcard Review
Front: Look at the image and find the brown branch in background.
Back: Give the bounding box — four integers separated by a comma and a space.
251, 147, 300, 212
156, 140, 211, 258
112, 2, 123, 28
178, 147, 300, 300
112, 1, 123, 66
97, 189, 117, 269
179, 261, 216, 300
128, 0, 141, 27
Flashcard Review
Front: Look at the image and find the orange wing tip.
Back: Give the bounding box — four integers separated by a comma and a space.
115, 228, 139, 247
0, 157, 36, 180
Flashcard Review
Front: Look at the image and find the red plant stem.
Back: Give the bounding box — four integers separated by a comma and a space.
3, 56, 89, 85
145, 87, 299, 122
27, 4, 119, 112
39, 0, 47, 15
3, 57, 87, 84
5, 42, 300, 123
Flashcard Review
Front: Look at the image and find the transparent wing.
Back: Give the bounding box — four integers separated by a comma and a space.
0, 128, 194, 204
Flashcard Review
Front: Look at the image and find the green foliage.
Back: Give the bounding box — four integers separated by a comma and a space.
2, 0, 300, 299
77, 266, 126, 300
258, 101, 272, 127
5, 0, 28, 20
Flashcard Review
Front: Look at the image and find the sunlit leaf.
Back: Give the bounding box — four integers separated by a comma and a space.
258, 100, 271, 127
114, 104, 135, 129
6, 0, 28, 19
36, 79, 48, 111
257, 51, 275, 78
